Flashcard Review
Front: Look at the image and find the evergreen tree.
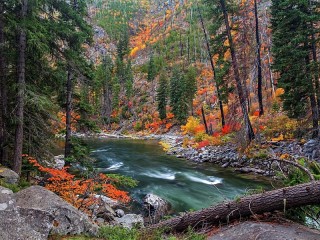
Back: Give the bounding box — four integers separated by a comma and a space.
185, 66, 197, 115
147, 55, 157, 82
95, 56, 114, 124
170, 66, 188, 124
271, 0, 320, 137
157, 71, 168, 120
125, 60, 134, 99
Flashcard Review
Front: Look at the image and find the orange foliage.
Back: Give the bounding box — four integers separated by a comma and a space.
166, 112, 174, 119
195, 125, 205, 134
165, 123, 173, 131
196, 140, 210, 149
53, 111, 80, 134
275, 88, 285, 98
253, 110, 260, 117
197, 88, 208, 95
25, 155, 130, 212
221, 124, 232, 134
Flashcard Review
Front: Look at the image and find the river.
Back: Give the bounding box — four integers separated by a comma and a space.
89, 138, 269, 213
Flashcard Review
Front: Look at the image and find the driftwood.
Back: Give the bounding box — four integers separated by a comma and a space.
274, 158, 315, 181
149, 181, 320, 232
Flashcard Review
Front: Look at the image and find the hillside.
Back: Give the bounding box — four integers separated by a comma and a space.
1, 0, 320, 239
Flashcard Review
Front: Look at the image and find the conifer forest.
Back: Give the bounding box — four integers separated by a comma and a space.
1, 0, 320, 239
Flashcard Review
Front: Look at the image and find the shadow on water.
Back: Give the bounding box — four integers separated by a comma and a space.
88, 138, 271, 213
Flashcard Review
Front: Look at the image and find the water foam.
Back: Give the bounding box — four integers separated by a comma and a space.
106, 162, 123, 171
186, 175, 222, 185
92, 148, 109, 153
143, 171, 176, 180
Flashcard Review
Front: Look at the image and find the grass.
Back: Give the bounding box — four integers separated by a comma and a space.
49, 226, 206, 240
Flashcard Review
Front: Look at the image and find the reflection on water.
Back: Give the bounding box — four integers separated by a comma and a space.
89, 138, 269, 212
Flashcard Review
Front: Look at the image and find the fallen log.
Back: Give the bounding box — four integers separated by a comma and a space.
149, 180, 320, 232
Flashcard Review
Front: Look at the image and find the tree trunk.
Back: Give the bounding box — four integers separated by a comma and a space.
0, 1, 8, 166
310, 93, 319, 138
305, 44, 319, 138
254, 0, 264, 116
102, 84, 112, 125
219, 0, 255, 142
201, 106, 209, 134
13, 0, 28, 174
197, 5, 225, 127
150, 180, 320, 233
65, 70, 72, 159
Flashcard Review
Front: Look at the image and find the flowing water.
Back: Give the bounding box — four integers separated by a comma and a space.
90, 138, 269, 213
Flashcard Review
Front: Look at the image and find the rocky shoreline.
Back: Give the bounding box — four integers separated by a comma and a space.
61, 131, 320, 178
160, 135, 320, 178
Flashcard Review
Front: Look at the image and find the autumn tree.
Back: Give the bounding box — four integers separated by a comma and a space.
219, 0, 255, 142
197, 4, 225, 126
254, 0, 264, 116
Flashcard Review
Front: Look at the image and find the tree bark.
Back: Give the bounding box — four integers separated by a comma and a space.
150, 180, 320, 232
0, 1, 8, 166
13, 0, 28, 174
254, 0, 264, 116
305, 44, 319, 138
65, 69, 72, 159
201, 106, 209, 134
102, 83, 112, 125
311, 32, 320, 118
310, 92, 319, 138
197, 5, 225, 127
219, 0, 255, 142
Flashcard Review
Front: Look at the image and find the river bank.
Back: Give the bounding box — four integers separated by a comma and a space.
63, 131, 320, 180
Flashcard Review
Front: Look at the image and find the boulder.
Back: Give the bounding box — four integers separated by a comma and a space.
15, 186, 98, 235
0, 186, 54, 240
95, 203, 116, 222
303, 139, 320, 161
143, 193, 171, 224
94, 194, 119, 208
0, 167, 19, 184
114, 214, 144, 229
115, 209, 125, 218
0, 186, 15, 211
53, 155, 65, 169
0, 207, 54, 240
208, 221, 320, 240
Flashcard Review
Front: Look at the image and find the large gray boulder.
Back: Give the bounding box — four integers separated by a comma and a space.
208, 221, 320, 240
143, 193, 171, 224
0, 207, 54, 240
15, 186, 98, 235
0, 167, 19, 184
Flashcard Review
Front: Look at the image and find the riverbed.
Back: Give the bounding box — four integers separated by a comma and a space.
89, 138, 269, 213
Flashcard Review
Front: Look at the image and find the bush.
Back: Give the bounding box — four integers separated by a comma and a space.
133, 121, 144, 131
181, 116, 205, 135
263, 114, 298, 140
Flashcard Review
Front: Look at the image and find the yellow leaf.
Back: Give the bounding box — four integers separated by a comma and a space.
271, 134, 284, 142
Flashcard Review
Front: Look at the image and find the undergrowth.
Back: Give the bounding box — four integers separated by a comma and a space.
50, 226, 206, 240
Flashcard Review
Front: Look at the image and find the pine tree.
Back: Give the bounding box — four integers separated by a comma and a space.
147, 55, 157, 82
271, 0, 320, 138
157, 71, 168, 120
185, 66, 197, 115
170, 66, 188, 124
13, 0, 28, 174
